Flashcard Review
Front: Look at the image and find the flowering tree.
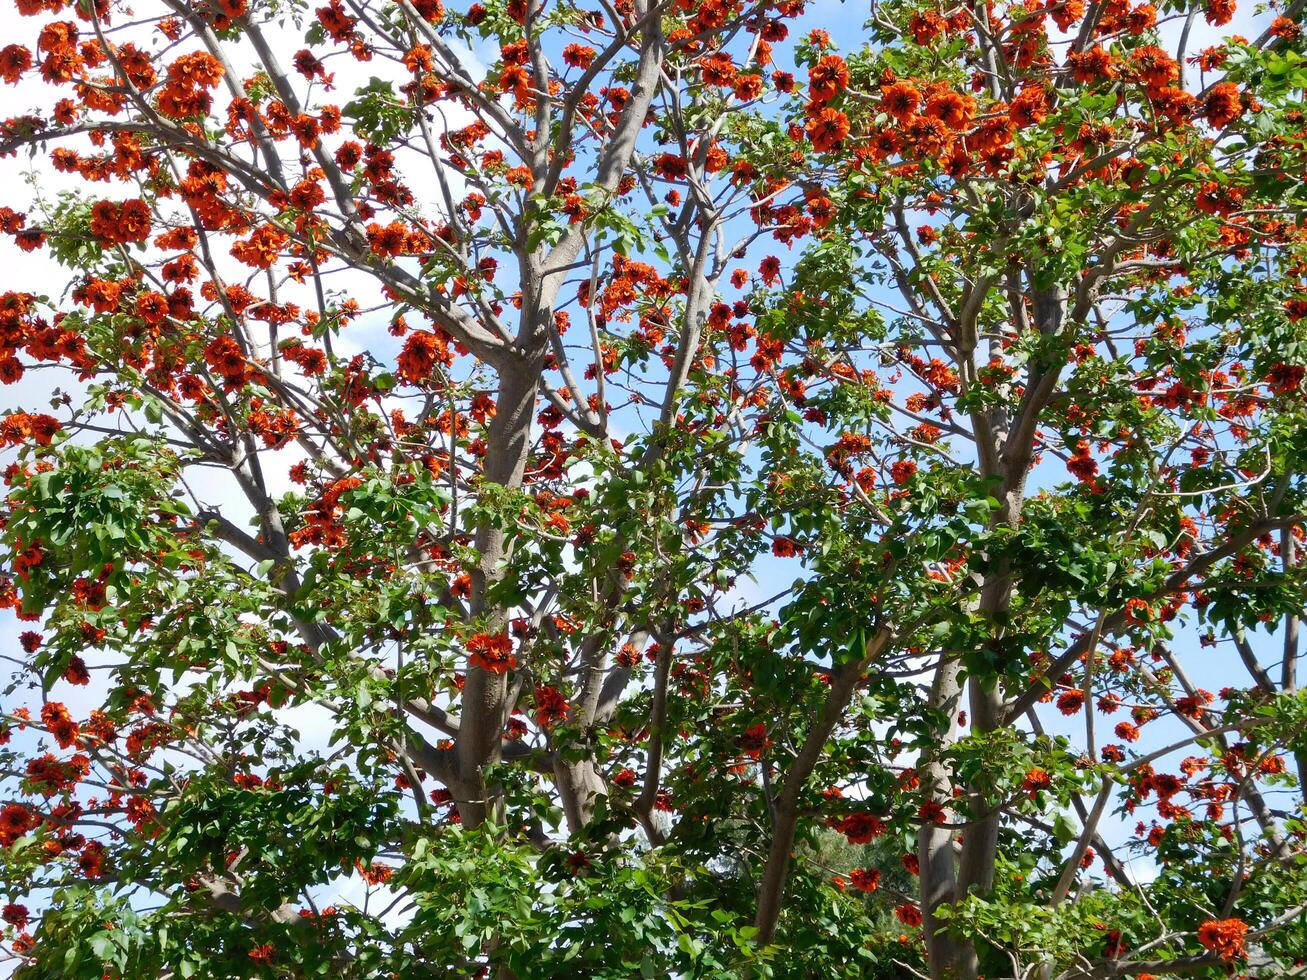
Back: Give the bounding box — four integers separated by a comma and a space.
1, 0, 1307, 976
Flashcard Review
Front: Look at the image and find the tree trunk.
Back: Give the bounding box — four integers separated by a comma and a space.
919, 656, 967, 979
456, 361, 540, 827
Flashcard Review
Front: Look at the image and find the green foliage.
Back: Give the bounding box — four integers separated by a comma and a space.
2, 437, 189, 615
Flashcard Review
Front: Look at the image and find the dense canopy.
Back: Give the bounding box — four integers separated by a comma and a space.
0, 0, 1306, 976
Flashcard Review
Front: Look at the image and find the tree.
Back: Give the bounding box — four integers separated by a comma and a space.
0, 0, 1305, 975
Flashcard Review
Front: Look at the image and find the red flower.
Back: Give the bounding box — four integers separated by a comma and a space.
1202, 82, 1243, 129
1066, 440, 1099, 483
1197, 918, 1248, 961
1009, 86, 1050, 127
849, 868, 880, 892
41, 701, 79, 749
807, 55, 849, 104
533, 684, 570, 730
1266, 362, 1305, 395
1204, 0, 1235, 26
562, 44, 595, 69
805, 107, 850, 152
1103, 929, 1128, 958
1, 903, 27, 929
918, 800, 947, 824
89, 199, 152, 245
0, 803, 34, 845
738, 723, 771, 759
231, 223, 290, 269
771, 536, 801, 558
925, 90, 974, 130
890, 460, 917, 485
1271, 15, 1301, 38
0, 44, 32, 84
895, 903, 923, 927
204, 335, 247, 386
880, 82, 921, 122
733, 74, 763, 101
1124, 598, 1152, 626
397, 330, 451, 384
1022, 767, 1052, 795
835, 812, 885, 844
468, 631, 515, 674
1057, 689, 1086, 715
1, 413, 62, 448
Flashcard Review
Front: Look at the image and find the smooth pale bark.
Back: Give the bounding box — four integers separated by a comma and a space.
456, 362, 541, 827
918, 656, 966, 978
927, 279, 1063, 978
